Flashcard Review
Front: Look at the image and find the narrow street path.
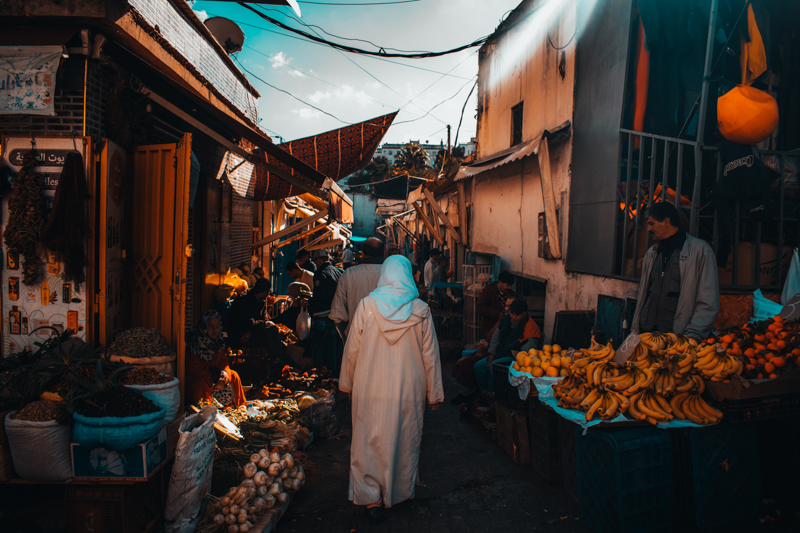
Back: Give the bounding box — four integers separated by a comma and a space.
281, 358, 588, 533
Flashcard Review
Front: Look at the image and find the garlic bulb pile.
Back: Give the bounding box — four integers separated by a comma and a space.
213, 448, 305, 532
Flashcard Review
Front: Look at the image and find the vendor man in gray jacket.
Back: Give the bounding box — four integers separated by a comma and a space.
632, 202, 719, 340
330, 237, 385, 335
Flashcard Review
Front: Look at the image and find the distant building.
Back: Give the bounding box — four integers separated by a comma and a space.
375, 138, 477, 165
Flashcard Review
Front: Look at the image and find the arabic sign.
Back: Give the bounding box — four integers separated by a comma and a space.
0, 46, 62, 116
779, 294, 800, 322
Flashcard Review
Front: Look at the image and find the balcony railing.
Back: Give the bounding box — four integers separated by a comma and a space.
615, 129, 798, 291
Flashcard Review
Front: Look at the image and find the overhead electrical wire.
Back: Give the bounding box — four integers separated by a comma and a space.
393, 75, 477, 125
210, 14, 472, 79
398, 49, 477, 112
239, 3, 489, 58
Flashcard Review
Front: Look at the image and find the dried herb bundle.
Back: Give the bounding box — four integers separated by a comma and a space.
4, 151, 45, 285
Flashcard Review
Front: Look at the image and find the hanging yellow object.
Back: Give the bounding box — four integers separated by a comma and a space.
717, 84, 778, 145
740, 5, 767, 86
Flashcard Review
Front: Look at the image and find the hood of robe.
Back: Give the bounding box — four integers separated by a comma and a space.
367, 255, 428, 345
367, 298, 429, 345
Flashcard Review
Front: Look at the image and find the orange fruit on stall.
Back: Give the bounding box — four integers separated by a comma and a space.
764, 362, 776, 374
773, 356, 787, 368
546, 366, 559, 377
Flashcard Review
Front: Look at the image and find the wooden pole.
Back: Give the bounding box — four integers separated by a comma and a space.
251, 209, 328, 249
422, 187, 462, 246
412, 202, 445, 246
537, 137, 561, 258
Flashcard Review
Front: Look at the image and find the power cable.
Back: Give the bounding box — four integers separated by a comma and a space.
393, 75, 477, 125
212, 14, 472, 79
453, 80, 477, 148
239, 3, 489, 58
398, 49, 477, 112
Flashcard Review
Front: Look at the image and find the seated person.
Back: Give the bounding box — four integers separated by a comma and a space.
476, 270, 515, 337
213, 284, 235, 323
185, 310, 246, 408
473, 298, 541, 393
225, 278, 293, 373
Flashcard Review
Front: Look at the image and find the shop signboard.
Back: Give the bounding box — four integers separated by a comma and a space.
1, 136, 90, 355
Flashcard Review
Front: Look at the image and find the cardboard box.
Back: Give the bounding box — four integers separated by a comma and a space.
718, 243, 792, 286
71, 428, 167, 480
495, 403, 531, 465
707, 374, 800, 402
0, 443, 15, 481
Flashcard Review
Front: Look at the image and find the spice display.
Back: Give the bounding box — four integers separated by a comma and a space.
41, 152, 89, 286
548, 333, 727, 425
119, 367, 173, 386
108, 327, 175, 359
75, 385, 160, 418
4, 150, 45, 285
705, 315, 800, 379
11, 399, 67, 423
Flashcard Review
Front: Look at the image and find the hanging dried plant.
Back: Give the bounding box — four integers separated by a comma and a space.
4, 151, 45, 285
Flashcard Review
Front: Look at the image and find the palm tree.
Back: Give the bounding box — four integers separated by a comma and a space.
348, 155, 391, 185
433, 145, 466, 176
393, 143, 430, 176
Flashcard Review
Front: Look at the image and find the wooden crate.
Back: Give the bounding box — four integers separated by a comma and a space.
495, 403, 531, 465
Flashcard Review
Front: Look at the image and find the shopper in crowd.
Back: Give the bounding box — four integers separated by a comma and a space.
225, 277, 292, 374
213, 284, 236, 323
339, 255, 443, 523
296, 249, 316, 273
473, 298, 541, 393
272, 282, 312, 334
423, 248, 441, 292
310, 249, 344, 374
239, 262, 256, 287
450, 298, 513, 405
253, 266, 265, 280
342, 242, 355, 270
286, 261, 314, 289
476, 270, 516, 337
185, 310, 246, 408
330, 237, 385, 336
431, 254, 452, 285
632, 202, 719, 339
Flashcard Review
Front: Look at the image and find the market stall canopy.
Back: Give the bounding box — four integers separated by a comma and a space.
455, 120, 571, 181
253, 112, 398, 201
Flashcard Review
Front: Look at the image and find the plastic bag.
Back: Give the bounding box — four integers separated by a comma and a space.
125, 376, 181, 425
296, 307, 311, 341
72, 407, 166, 451
164, 406, 217, 533
4, 411, 72, 481
308, 389, 338, 438
752, 289, 783, 322
781, 248, 800, 305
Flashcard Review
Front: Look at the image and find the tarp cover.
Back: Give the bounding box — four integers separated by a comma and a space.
253, 112, 397, 201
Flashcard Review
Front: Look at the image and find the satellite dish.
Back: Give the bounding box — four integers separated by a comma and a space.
205, 17, 245, 54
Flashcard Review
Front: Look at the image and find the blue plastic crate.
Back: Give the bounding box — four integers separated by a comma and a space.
671, 422, 760, 530
576, 426, 673, 533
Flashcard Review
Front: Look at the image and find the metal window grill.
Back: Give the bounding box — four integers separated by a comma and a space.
463, 264, 494, 346
615, 130, 799, 291
430, 282, 464, 354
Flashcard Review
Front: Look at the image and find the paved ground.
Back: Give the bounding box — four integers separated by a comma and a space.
279, 359, 588, 533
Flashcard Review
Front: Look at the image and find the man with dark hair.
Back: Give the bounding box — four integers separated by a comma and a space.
632, 202, 719, 339
431, 254, 453, 285
424, 248, 441, 292
476, 270, 516, 336
253, 267, 265, 280
330, 237, 385, 337
310, 249, 345, 374
473, 297, 541, 393
342, 242, 354, 270
286, 261, 314, 289
296, 249, 316, 273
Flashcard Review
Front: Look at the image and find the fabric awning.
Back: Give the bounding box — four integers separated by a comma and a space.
253, 112, 397, 201
455, 120, 571, 181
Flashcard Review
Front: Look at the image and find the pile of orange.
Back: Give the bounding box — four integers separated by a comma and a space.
704, 315, 800, 380
512, 344, 572, 378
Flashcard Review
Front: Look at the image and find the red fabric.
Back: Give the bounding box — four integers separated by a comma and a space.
185, 349, 246, 408
520, 316, 541, 342
253, 112, 398, 201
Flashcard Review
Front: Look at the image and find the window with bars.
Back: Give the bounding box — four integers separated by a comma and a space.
511, 102, 523, 147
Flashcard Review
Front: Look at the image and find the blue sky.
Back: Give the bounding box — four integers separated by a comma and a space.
191, 0, 522, 145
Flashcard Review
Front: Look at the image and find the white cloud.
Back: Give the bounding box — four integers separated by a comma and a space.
291, 109, 321, 120
335, 85, 372, 105
193, 9, 209, 22
308, 91, 331, 103
268, 51, 291, 69
288, 70, 305, 78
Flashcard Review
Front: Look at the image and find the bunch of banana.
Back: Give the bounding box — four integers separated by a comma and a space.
570, 354, 594, 376
626, 390, 674, 425
665, 333, 696, 352
579, 340, 615, 363
586, 360, 621, 387
583, 385, 629, 421
693, 344, 743, 381
639, 331, 669, 351
676, 374, 705, 394
553, 373, 583, 400
557, 383, 592, 409
601, 363, 655, 396
652, 363, 677, 396
670, 392, 722, 424
672, 347, 697, 378
628, 342, 665, 370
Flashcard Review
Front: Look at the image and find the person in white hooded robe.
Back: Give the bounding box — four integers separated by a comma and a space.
339, 255, 444, 522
